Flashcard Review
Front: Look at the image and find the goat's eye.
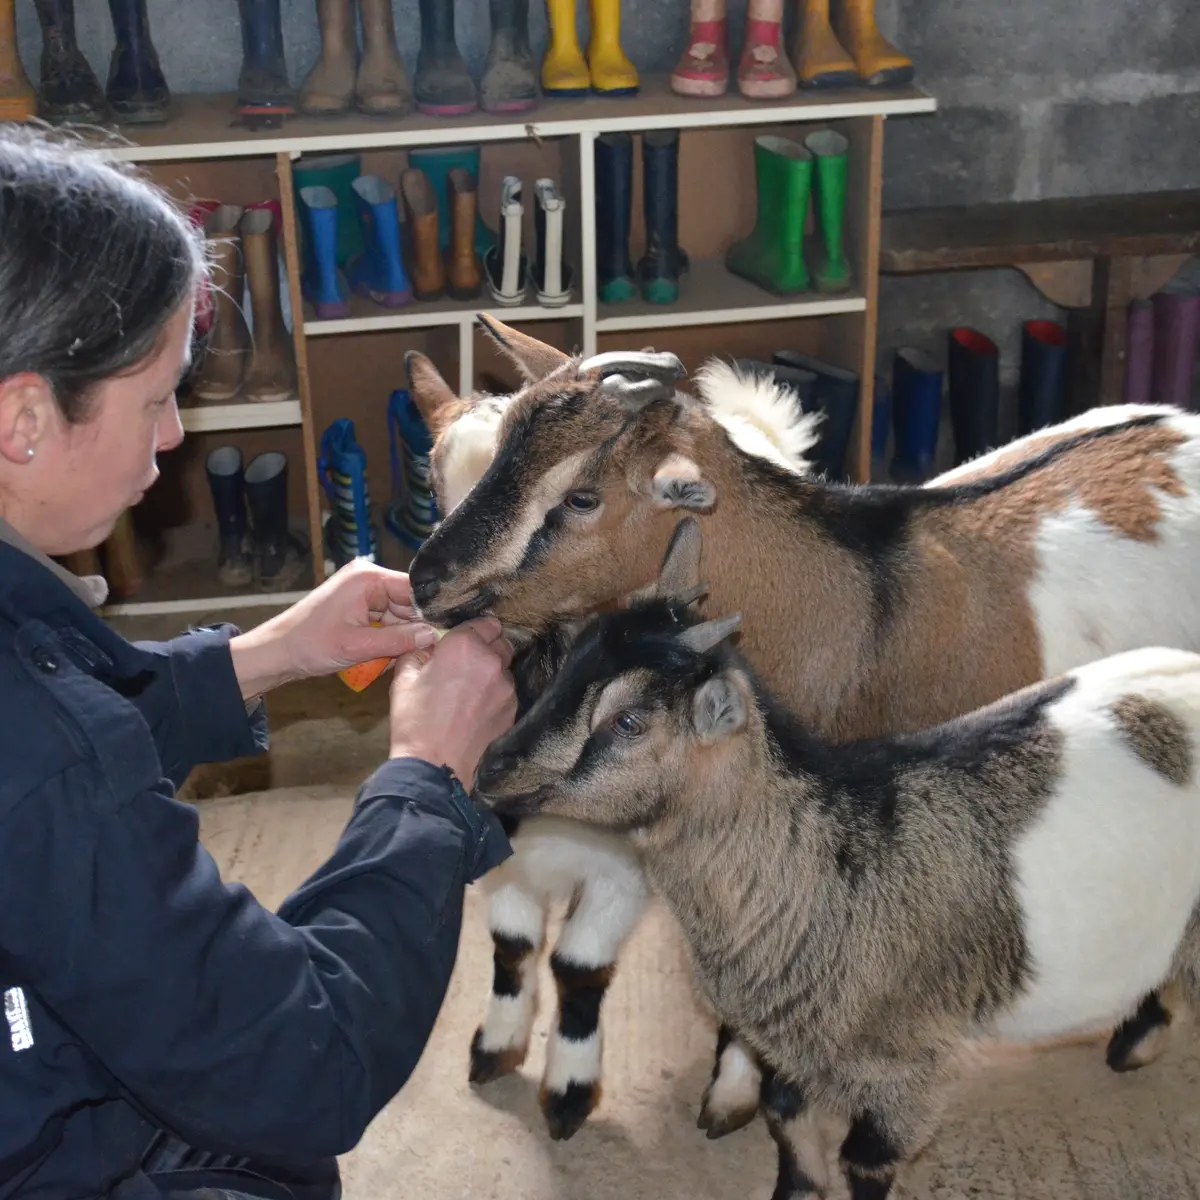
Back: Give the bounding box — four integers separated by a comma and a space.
611, 711, 646, 738
563, 491, 600, 513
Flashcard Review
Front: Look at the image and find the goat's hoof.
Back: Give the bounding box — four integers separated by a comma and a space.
697, 1100, 758, 1140
541, 1081, 601, 1140
468, 1028, 526, 1085
698, 1078, 760, 1139
1106, 1024, 1170, 1073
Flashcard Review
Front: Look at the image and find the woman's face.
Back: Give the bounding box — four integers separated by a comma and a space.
3, 302, 191, 556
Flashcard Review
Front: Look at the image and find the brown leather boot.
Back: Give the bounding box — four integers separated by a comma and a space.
401, 168, 445, 301
446, 167, 483, 300
299, 0, 355, 115
191, 206, 249, 404
0, 0, 37, 120
356, 0, 412, 114
240, 209, 298, 403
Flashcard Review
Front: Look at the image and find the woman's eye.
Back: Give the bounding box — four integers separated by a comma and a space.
611, 711, 645, 738
564, 491, 599, 513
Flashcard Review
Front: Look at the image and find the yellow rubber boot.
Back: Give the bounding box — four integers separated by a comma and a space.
587, 0, 639, 97
0, 0, 35, 120
542, 0, 590, 97
792, 0, 857, 89
833, 0, 914, 87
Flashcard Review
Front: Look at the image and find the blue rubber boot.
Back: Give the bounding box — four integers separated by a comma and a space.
318, 418, 379, 566
299, 186, 350, 319
348, 176, 413, 308
407, 145, 496, 256
293, 152, 363, 266
385, 389, 440, 551
105, 0, 169, 122
890, 347, 943, 483
236, 0, 294, 122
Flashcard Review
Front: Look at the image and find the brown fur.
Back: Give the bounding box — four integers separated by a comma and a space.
1112, 693, 1194, 786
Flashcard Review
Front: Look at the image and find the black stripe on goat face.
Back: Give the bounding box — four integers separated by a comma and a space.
475, 600, 720, 830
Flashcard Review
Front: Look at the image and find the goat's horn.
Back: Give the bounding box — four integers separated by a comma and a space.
579, 350, 686, 381
676, 581, 710, 606
677, 613, 742, 653
598, 374, 675, 410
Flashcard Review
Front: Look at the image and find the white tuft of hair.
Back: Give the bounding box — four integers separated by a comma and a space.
438, 395, 511, 513
693, 358, 822, 475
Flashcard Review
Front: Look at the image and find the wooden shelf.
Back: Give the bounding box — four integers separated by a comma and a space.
179, 398, 303, 433
100, 79, 936, 164
596, 257, 866, 332
303, 291, 584, 336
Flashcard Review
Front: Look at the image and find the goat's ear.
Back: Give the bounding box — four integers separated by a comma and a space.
406, 351, 460, 436
650, 453, 717, 511
477, 313, 570, 383
692, 674, 747, 743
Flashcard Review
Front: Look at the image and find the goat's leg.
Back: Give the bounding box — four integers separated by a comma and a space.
1106, 980, 1185, 1072
698, 1026, 764, 1138
541, 871, 649, 1140
761, 1069, 828, 1199
470, 880, 547, 1084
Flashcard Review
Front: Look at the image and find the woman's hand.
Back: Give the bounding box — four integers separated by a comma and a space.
229, 558, 440, 701
387, 617, 518, 787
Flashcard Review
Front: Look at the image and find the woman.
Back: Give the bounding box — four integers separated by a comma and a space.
0, 126, 517, 1200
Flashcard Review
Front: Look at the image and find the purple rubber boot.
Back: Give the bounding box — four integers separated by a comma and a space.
1123, 298, 1155, 405
1151, 284, 1200, 410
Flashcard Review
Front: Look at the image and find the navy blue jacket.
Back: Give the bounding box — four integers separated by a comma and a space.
0, 539, 512, 1198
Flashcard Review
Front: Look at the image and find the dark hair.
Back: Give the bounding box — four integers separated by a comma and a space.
0, 124, 205, 423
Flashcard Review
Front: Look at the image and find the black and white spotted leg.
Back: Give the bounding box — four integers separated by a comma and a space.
698, 1025, 764, 1138
1106, 980, 1182, 1072
761, 1070, 827, 1200
839, 1109, 910, 1200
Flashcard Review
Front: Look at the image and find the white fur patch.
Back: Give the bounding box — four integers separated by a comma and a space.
544, 1027, 601, 1092
485, 877, 549, 945
705, 1035, 763, 1121
437, 395, 511, 513
478, 984, 538, 1053
988, 647, 1200, 1043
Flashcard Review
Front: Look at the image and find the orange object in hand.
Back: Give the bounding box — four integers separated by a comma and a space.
337, 624, 444, 692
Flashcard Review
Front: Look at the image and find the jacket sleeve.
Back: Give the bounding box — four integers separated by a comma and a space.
0, 753, 512, 1161
128, 624, 267, 787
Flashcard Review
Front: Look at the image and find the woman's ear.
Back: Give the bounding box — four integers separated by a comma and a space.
0, 374, 56, 465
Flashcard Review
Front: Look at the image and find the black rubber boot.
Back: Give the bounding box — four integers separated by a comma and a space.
205, 447, 254, 589
481, 0, 538, 113
773, 349, 860, 481
244, 451, 308, 590
1018, 320, 1069, 436
415, 0, 478, 116
33, 0, 109, 124
236, 0, 295, 122
946, 327, 1000, 466
105, 0, 169, 123
595, 131, 635, 304
638, 130, 689, 305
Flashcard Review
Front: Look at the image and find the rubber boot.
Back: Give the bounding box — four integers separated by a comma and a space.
0, 0, 35, 120
33, 0, 109, 124
792, 0, 857, 88
804, 129, 850, 292
773, 349, 859, 480
447, 168, 484, 300
946, 327, 1000, 466
542, 0, 589, 97
356, 0, 413, 114
385, 388, 440, 551
105, 0, 170, 123
205, 447, 254, 588
737, 0, 797, 100
481, 0, 538, 113
595, 132, 636, 304
1018, 320, 1068, 435
890, 347, 942, 482
348, 175, 414, 307
236, 0, 294, 122
534, 177, 574, 306
245, 451, 309, 589
638, 130, 689, 305
737, 356, 818, 406
400, 169, 447, 302
726, 135, 813, 295
671, 0, 729, 97
588, 0, 639, 97
245, 198, 294, 336
871, 370, 891, 466
415, 0, 477, 116
299, 0, 355, 116
407, 146, 494, 256
832, 0, 914, 87
1123, 298, 1155, 405
483, 175, 529, 306
191, 206, 249, 403
318, 419, 379, 566
240, 208, 299, 403
293, 153, 363, 266
1151, 284, 1200, 411
298, 186, 351, 319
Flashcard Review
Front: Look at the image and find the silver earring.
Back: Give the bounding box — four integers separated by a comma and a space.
26, 447, 34, 459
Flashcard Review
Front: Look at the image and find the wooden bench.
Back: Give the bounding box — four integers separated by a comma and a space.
879, 189, 1200, 409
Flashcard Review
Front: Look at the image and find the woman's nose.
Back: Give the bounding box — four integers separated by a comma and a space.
158, 396, 185, 452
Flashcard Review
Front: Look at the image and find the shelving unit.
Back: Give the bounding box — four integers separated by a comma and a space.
93, 76, 936, 619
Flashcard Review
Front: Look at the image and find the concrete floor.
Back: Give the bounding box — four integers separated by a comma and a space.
199, 780, 1200, 1200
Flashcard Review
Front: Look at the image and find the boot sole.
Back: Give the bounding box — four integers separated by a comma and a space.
798, 70, 861, 89
447, 282, 484, 301
416, 100, 478, 116
862, 65, 915, 87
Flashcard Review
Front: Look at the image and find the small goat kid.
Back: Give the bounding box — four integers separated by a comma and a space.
474, 519, 1200, 1200
406, 345, 824, 1140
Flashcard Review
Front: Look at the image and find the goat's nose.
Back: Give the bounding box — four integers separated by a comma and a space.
476, 748, 519, 793
408, 560, 441, 608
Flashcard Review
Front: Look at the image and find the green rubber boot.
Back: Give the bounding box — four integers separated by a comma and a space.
725, 135, 813, 295
805, 129, 850, 292
407, 145, 496, 257
293, 153, 363, 267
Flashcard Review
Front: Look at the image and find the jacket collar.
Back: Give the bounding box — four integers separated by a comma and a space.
0, 518, 109, 609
